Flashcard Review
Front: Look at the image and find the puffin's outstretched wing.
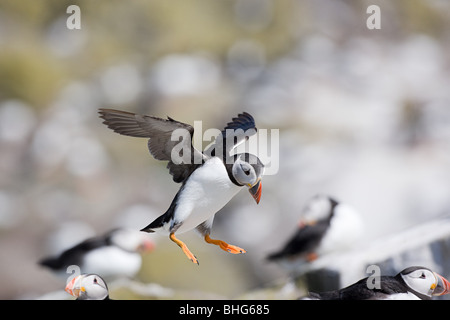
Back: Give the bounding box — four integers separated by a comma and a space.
204, 112, 257, 159
99, 108, 204, 183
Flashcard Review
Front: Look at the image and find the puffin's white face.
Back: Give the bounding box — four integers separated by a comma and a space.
65, 274, 109, 300
110, 229, 155, 253
232, 154, 263, 204
301, 195, 334, 225
232, 158, 258, 186
401, 268, 450, 298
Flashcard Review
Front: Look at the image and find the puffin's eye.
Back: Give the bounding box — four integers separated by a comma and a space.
420, 272, 426, 279
94, 278, 98, 284
241, 165, 250, 176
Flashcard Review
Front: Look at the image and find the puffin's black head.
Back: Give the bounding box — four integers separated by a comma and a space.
398, 266, 450, 299
231, 153, 264, 204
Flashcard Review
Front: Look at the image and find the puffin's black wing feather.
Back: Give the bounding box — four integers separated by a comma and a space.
204, 112, 257, 159
99, 108, 205, 183
309, 276, 408, 300
39, 236, 110, 270
267, 220, 329, 261
222, 112, 256, 133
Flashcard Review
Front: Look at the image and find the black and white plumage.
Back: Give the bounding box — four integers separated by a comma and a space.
39, 229, 154, 280
303, 266, 450, 300
99, 109, 264, 264
65, 274, 110, 300
267, 195, 364, 263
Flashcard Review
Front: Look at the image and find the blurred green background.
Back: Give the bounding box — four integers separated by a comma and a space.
1, 0, 450, 299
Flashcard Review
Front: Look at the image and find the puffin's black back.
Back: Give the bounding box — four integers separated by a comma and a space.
39, 233, 113, 270
267, 197, 337, 261
267, 218, 331, 261
76, 294, 111, 301
308, 275, 410, 300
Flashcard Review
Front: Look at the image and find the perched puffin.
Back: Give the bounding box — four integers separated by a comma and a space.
99, 109, 264, 264
303, 266, 450, 300
39, 228, 154, 280
267, 195, 364, 263
65, 274, 110, 300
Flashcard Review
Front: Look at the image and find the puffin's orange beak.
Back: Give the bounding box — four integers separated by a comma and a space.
432, 272, 450, 296
65, 275, 83, 298
248, 178, 262, 204
138, 239, 155, 253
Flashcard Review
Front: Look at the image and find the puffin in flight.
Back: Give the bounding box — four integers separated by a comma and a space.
65, 274, 110, 300
99, 109, 264, 264
39, 228, 154, 280
303, 266, 450, 300
267, 195, 364, 263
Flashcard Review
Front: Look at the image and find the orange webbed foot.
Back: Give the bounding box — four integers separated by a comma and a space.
204, 234, 246, 254
170, 233, 199, 265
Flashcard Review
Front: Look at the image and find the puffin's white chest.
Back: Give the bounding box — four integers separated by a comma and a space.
316, 204, 364, 255
171, 157, 241, 234
381, 292, 421, 300
82, 247, 142, 279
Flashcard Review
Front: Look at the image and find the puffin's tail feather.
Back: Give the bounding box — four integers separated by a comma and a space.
266, 251, 283, 261
141, 214, 165, 233
38, 256, 60, 269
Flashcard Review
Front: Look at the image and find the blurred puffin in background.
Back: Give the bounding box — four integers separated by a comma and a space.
99, 109, 264, 265
267, 195, 364, 264
302, 266, 450, 300
65, 274, 110, 300
39, 228, 154, 281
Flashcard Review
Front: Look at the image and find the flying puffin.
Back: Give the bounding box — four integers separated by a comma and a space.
99, 109, 264, 264
303, 266, 450, 300
267, 195, 364, 263
39, 228, 154, 280
65, 274, 110, 300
